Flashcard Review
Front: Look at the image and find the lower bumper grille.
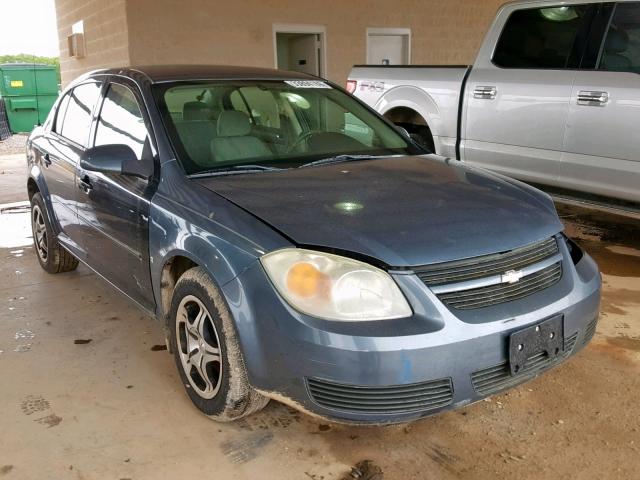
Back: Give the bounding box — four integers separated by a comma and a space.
582, 317, 598, 346
307, 377, 453, 414
471, 333, 578, 396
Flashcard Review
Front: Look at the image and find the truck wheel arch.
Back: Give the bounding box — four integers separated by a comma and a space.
375, 86, 440, 152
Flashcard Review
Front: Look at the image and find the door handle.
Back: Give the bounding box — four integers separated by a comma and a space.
43, 153, 51, 167
78, 175, 93, 193
577, 91, 609, 106
473, 86, 497, 100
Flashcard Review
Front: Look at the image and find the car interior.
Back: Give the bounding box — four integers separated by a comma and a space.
162, 83, 404, 173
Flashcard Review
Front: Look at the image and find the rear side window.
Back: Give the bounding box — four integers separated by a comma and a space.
493, 5, 592, 69
599, 2, 640, 73
58, 82, 101, 146
95, 83, 150, 160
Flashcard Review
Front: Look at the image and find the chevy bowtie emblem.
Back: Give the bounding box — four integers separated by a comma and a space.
502, 269, 524, 284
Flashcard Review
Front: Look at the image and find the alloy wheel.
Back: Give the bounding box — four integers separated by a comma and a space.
32, 205, 48, 262
176, 295, 223, 399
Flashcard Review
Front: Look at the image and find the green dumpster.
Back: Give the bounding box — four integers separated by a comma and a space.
0, 63, 59, 133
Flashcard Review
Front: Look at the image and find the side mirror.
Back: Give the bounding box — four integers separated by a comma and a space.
80, 144, 153, 179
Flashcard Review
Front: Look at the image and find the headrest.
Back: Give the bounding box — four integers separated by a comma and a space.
217, 110, 252, 137
605, 29, 629, 54
183, 101, 209, 121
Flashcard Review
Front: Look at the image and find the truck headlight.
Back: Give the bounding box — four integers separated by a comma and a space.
261, 248, 412, 321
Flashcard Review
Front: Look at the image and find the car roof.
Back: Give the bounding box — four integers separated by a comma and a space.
90, 64, 317, 83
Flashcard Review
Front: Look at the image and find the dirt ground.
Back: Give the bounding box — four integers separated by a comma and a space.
0, 149, 638, 480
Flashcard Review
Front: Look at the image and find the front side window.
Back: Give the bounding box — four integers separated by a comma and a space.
599, 2, 640, 73
95, 83, 149, 160
155, 80, 417, 175
58, 82, 101, 146
493, 5, 592, 69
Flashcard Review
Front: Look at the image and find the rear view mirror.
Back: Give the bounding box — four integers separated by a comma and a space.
80, 144, 152, 179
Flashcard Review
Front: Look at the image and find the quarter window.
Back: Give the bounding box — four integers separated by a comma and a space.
95, 83, 149, 160
493, 5, 592, 69
58, 82, 101, 146
599, 3, 640, 73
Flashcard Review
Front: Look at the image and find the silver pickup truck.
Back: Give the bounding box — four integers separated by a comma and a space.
349, 0, 640, 205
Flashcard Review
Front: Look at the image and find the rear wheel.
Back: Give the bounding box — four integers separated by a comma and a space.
169, 267, 269, 420
30, 192, 79, 274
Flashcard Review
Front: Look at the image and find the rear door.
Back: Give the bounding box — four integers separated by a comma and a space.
562, 1, 640, 203
463, 3, 596, 186
75, 78, 156, 310
40, 81, 102, 254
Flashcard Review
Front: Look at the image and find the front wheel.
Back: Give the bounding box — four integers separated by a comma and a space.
169, 267, 269, 420
30, 192, 79, 274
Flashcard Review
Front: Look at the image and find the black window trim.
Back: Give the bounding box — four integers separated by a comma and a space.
490, 2, 601, 72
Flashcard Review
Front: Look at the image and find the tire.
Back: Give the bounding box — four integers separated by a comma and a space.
30, 192, 79, 274
169, 267, 269, 421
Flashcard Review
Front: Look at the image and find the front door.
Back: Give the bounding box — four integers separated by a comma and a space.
75, 79, 156, 310
562, 2, 640, 203
463, 4, 595, 187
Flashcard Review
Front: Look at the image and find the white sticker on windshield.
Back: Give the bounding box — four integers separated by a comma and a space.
284, 80, 332, 89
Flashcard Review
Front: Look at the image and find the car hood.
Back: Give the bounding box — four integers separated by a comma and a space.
195, 156, 563, 267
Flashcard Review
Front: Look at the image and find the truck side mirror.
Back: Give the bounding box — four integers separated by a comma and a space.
80, 144, 153, 179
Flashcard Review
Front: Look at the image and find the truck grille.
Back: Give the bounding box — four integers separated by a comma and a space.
471, 333, 578, 396
415, 237, 562, 310
307, 377, 453, 414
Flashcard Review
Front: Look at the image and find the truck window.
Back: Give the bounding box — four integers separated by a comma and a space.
95, 83, 150, 161
599, 3, 640, 73
58, 82, 101, 147
493, 5, 592, 69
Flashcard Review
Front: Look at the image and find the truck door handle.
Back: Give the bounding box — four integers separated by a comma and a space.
473, 86, 497, 100
577, 91, 609, 106
78, 175, 93, 193
43, 153, 51, 167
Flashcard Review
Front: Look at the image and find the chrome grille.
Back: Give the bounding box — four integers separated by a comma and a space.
415, 237, 562, 310
438, 262, 562, 310
416, 237, 559, 286
307, 377, 453, 414
471, 333, 578, 396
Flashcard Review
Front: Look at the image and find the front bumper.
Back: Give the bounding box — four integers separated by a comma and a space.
222, 243, 601, 424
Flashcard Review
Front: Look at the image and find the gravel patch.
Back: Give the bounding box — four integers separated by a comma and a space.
0, 134, 28, 156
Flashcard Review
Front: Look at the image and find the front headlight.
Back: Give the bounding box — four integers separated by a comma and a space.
261, 248, 412, 321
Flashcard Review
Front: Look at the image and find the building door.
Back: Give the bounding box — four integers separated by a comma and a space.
367, 28, 410, 65
274, 26, 325, 77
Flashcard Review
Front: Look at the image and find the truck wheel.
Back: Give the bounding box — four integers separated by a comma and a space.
169, 267, 269, 421
30, 192, 79, 274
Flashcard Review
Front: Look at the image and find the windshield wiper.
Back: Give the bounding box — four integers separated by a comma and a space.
299, 154, 384, 169
188, 165, 283, 178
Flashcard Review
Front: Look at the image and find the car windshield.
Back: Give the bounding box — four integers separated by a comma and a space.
154, 80, 420, 175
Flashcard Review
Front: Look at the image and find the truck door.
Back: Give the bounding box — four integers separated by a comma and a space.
462, 4, 596, 187
74, 79, 156, 310
562, 2, 640, 203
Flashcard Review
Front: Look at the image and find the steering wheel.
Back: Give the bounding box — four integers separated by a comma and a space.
286, 130, 324, 153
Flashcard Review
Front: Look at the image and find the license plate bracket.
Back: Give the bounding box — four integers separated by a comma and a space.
509, 315, 564, 376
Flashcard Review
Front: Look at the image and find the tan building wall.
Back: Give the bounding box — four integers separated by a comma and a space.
56, 0, 504, 86
55, 0, 130, 85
